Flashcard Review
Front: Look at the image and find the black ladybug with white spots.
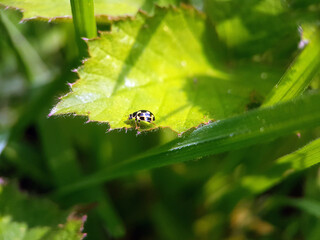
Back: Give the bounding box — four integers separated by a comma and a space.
128, 110, 155, 124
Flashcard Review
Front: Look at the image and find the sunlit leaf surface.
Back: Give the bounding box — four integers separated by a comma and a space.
0, 0, 181, 20
50, 7, 278, 133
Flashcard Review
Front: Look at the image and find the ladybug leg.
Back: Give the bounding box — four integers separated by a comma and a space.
135, 118, 140, 130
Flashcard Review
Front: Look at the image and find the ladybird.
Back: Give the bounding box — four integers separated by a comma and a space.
128, 110, 155, 124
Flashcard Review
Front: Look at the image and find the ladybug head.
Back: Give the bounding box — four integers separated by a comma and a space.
128, 114, 133, 120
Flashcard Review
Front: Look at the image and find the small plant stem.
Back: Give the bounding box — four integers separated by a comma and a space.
70, 0, 97, 56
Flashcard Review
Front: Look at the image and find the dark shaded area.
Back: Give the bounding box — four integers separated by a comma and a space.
205, 0, 301, 62
183, 72, 275, 121
0, 185, 67, 227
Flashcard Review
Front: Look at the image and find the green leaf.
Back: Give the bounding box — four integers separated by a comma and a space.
50, 7, 279, 133
240, 137, 320, 193
205, 0, 299, 57
0, 0, 182, 21
53, 92, 320, 197
263, 29, 320, 106
0, 183, 86, 240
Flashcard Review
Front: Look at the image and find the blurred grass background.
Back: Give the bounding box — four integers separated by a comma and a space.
1, 1, 320, 239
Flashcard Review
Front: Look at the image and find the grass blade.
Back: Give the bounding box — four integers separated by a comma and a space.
69, 0, 96, 56
0, 9, 50, 85
240, 137, 320, 193
70, 0, 97, 39
54, 92, 320, 197
263, 29, 320, 106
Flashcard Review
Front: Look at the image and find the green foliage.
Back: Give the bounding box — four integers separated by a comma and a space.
0, 0, 182, 21
70, 0, 97, 39
0, 183, 85, 240
0, 0, 320, 239
54, 92, 320, 196
241, 137, 320, 193
205, 0, 299, 57
264, 29, 320, 106
50, 7, 280, 133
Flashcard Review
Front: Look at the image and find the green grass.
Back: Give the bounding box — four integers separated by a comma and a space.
0, 0, 320, 239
